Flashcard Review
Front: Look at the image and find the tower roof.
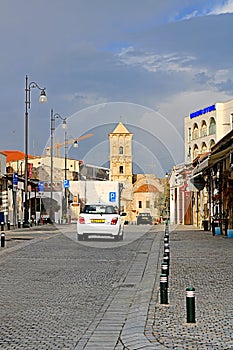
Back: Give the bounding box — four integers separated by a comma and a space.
110, 122, 132, 135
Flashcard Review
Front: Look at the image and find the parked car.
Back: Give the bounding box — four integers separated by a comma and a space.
77, 204, 126, 241
137, 213, 152, 225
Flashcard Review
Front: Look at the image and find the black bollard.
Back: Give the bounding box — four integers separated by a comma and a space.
1, 222, 4, 231
164, 247, 170, 258
1, 232, 5, 247
163, 256, 170, 275
161, 261, 169, 276
164, 236, 169, 244
186, 287, 196, 323
7, 221, 10, 230
160, 274, 168, 304
18, 220, 21, 228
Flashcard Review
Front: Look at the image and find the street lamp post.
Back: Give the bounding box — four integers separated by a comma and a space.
23, 75, 47, 228
50, 109, 67, 223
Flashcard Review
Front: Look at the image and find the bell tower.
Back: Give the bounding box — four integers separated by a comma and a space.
109, 122, 133, 183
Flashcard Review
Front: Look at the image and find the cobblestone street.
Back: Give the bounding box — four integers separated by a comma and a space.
0, 226, 147, 349
0, 224, 232, 349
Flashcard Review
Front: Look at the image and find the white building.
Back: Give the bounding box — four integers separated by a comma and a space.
184, 99, 233, 163
170, 98, 233, 226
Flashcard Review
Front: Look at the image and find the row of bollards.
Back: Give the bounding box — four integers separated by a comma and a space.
159, 222, 196, 323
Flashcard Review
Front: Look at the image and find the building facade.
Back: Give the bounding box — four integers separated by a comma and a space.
184, 99, 233, 163
171, 98, 233, 229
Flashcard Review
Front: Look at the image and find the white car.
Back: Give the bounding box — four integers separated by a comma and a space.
77, 204, 126, 241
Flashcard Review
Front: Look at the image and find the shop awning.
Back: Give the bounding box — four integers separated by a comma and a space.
209, 145, 233, 166
192, 157, 209, 176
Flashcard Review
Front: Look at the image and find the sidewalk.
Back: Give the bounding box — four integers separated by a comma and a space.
0, 223, 60, 251
145, 225, 233, 349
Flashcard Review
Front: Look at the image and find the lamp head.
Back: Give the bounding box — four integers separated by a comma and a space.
62, 120, 67, 129
73, 140, 78, 148
39, 89, 47, 103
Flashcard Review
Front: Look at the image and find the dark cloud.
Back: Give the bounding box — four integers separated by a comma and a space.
0, 0, 232, 162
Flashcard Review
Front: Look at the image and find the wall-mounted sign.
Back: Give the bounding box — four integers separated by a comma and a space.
190, 104, 216, 119
109, 191, 116, 202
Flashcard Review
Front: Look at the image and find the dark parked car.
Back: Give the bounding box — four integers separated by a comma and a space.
137, 213, 152, 225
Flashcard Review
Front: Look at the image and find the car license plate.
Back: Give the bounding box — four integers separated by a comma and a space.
91, 219, 105, 223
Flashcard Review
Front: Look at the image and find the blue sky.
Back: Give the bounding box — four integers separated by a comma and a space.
1, 0, 233, 176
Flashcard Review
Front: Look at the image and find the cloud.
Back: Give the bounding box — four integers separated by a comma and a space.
116, 47, 196, 73
209, 0, 233, 15
1, 0, 233, 167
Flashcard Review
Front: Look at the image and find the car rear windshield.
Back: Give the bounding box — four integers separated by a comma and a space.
82, 205, 119, 214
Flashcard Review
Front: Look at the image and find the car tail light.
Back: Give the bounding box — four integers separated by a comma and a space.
111, 217, 118, 225
79, 216, 85, 224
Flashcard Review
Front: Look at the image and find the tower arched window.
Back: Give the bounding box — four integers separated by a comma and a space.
119, 165, 124, 174
119, 146, 123, 154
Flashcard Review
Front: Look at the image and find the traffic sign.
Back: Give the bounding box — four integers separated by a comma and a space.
38, 182, 44, 192
13, 173, 18, 186
64, 179, 70, 188
109, 191, 116, 202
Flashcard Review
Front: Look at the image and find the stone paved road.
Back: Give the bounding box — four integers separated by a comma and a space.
0, 224, 232, 349
0, 225, 160, 349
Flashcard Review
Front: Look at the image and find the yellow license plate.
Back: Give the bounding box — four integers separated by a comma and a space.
91, 219, 105, 223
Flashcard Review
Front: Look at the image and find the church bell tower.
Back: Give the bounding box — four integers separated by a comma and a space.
108, 122, 133, 183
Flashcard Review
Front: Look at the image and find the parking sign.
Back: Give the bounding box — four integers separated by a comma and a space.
109, 191, 116, 202
64, 179, 70, 188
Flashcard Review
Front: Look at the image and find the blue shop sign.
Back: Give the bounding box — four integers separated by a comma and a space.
190, 104, 216, 119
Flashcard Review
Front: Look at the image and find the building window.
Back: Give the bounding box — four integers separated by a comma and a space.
193, 144, 199, 159
188, 128, 191, 142
200, 120, 207, 137
119, 146, 123, 154
119, 166, 124, 174
209, 139, 215, 149
146, 200, 150, 208
201, 142, 207, 154
138, 201, 142, 208
209, 117, 216, 135
192, 123, 199, 139
188, 146, 191, 158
